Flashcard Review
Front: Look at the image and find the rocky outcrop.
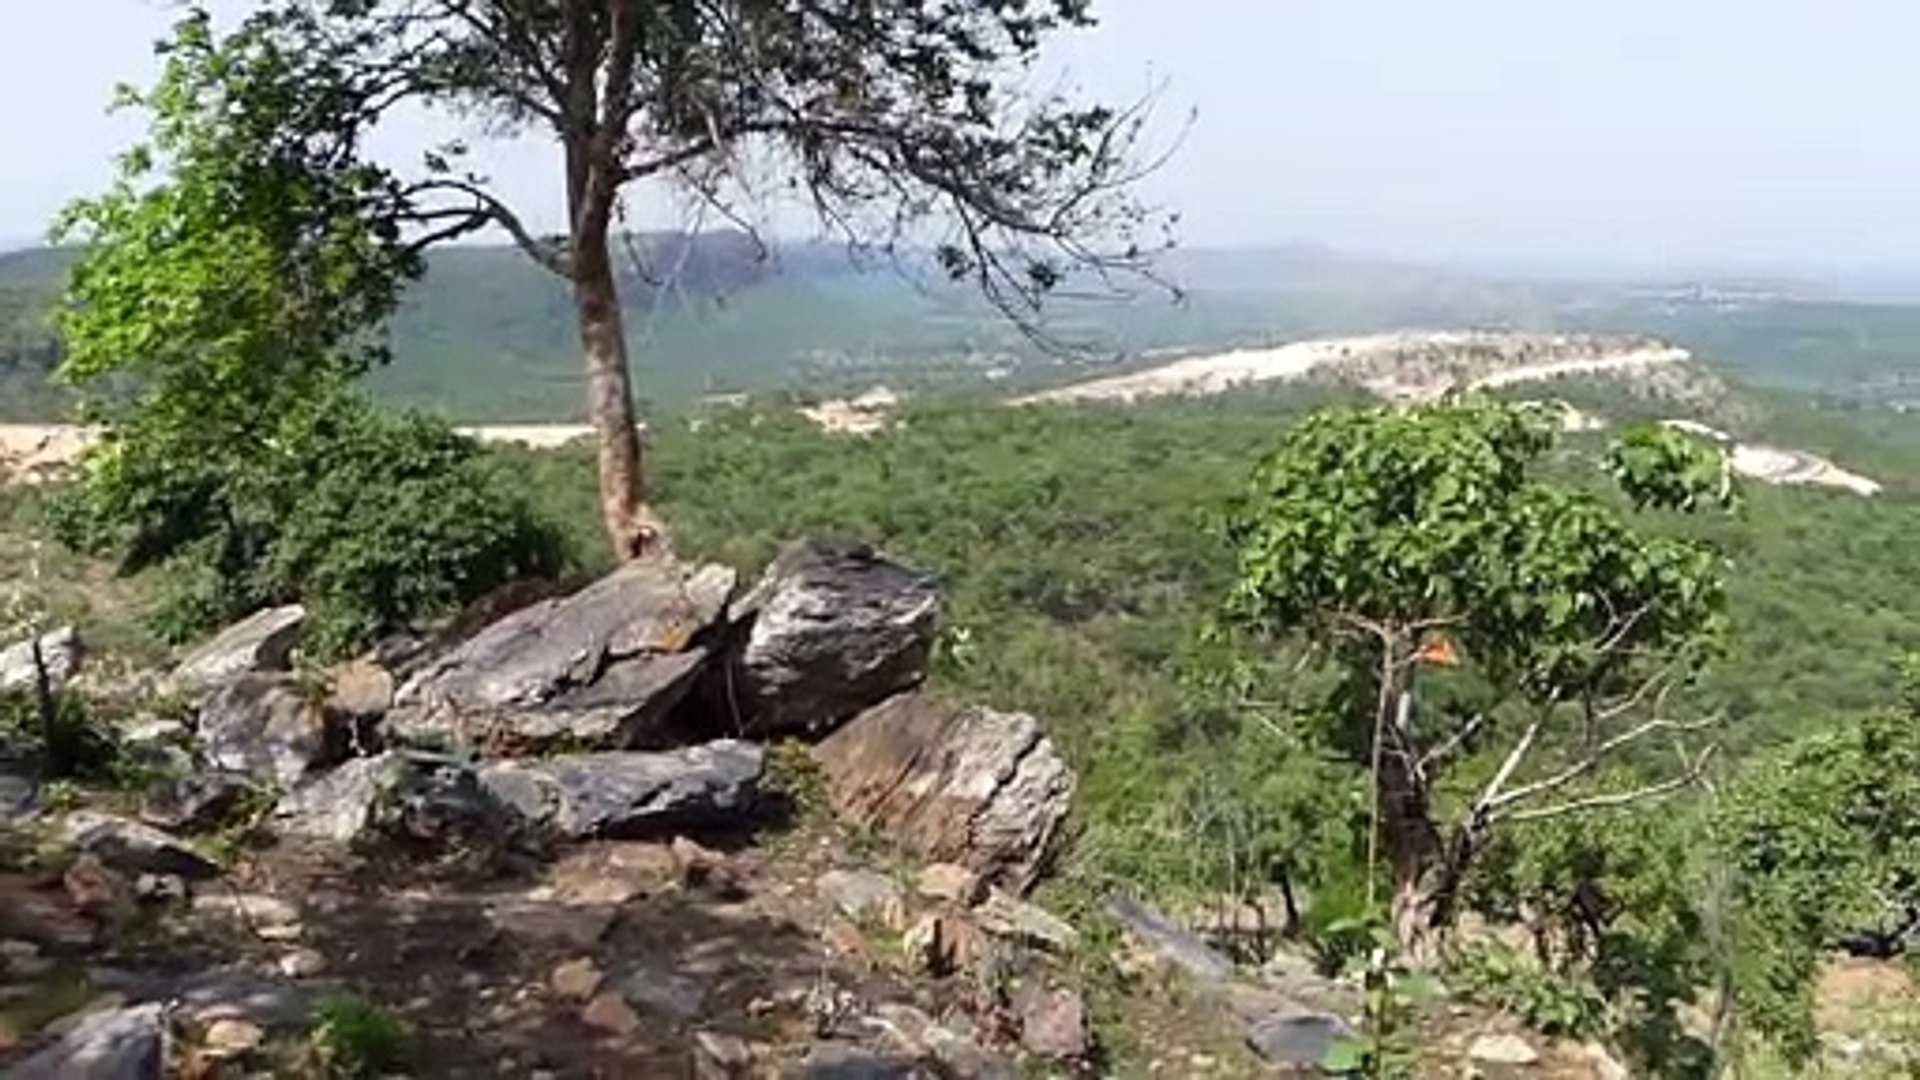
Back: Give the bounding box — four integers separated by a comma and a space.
814, 694, 1073, 894
0, 626, 80, 695
707, 540, 939, 737
167, 606, 306, 695
197, 674, 351, 786
271, 752, 526, 848
390, 558, 734, 752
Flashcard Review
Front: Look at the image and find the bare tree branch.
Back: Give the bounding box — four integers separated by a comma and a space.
401, 178, 572, 277
1484, 714, 1721, 818
1505, 746, 1719, 823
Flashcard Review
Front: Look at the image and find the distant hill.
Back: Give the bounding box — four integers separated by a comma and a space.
6, 235, 1920, 420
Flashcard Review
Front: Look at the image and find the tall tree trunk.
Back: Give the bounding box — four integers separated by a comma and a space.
570, 220, 659, 561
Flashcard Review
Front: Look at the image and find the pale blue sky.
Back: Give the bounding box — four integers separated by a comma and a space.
4, 0, 1918, 276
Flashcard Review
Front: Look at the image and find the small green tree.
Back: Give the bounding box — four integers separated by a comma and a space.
51, 12, 567, 657
1716, 657, 1920, 1064
1224, 400, 1733, 955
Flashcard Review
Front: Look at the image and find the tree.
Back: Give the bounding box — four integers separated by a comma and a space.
1223, 400, 1734, 955
107, 1, 1172, 560
51, 12, 567, 655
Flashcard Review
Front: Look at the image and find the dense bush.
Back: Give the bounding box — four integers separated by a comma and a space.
52, 388, 570, 659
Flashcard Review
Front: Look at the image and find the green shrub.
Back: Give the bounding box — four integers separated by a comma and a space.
53, 387, 571, 660
0, 689, 123, 784
1446, 941, 1613, 1039
308, 993, 413, 1078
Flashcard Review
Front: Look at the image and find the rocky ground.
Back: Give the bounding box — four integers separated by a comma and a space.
0, 536, 1908, 1077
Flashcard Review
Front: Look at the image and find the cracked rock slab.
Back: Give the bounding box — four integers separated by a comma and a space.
389, 558, 734, 752
813, 694, 1074, 895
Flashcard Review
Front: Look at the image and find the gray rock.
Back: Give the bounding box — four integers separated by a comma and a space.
0, 764, 38, 823
793, 1044, 920, 1080
140, 770, 256, 833
59, 811, 220, 880
273, 751, 528, 850
7, 1001, 166, 1079
1102, 894, 1236, 983
197, 674, 349, 786
974, 889, 1079, 953
814, 695, 1073, 895
1017, 986, 1092, 1061
867, 1003, 1013, 1079
0, 626, 81, 695
817, 869, 906, 930
390, 558, 734, 752
1242, 1006, 1353, 1068
478, 740, 764, 840
168, 606, 306, 694
711, 540, 939, 737
616, 959, 709, 1022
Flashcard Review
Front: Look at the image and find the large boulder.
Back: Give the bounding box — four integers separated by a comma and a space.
59, 811, 221, 881
707, 540, 939, 737
389, 558, 735, 753
479, 740, 764, 840
168, 606, 306, 695
0, 626, 81, 695
813, 695, 1073, 894
197, 674, 352, 786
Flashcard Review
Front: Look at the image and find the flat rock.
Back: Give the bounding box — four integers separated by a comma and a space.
1231, 987, 1355, 1068
1103, 894, 1236, 983
326, 658, 394, 719
813, 694, 1074, 895
390, 558, 734, 752
168, 606, 306, 694
792, 1044, 921, 1080
6, 1001, 165, 1079
616, 958, 709, 1022
197, 674, 347, 786
200, 1017, 265, 1059
59, 812, 220, 881
817, 869, 906, 931
486, 897, 617, 949
0, 626, 81, 695
273, 752, 527, 850
581, 990, 642, 1037
478, 740, 764, 840
974, 890, 1078, 953
139, 770, 256, 834
708, 540, 940, 737
1469, 1032, 1541, 1066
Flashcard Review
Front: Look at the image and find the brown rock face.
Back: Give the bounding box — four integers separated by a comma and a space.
813, 694, 1074, 895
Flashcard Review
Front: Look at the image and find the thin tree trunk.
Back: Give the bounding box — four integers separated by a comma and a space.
570, 222, 660, 561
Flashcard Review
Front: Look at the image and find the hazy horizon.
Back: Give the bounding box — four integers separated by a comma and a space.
6, 0, 1920, 285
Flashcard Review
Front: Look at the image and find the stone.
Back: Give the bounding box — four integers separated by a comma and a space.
200, 1017, 265, 1060
794, 1043, 918, 1080
814, 694, 1073, 894
550, 957, 605, 1001
197, 674, 348, 786
276, 948, 327, 978
132, 874, 186, 905
867, 1002, 1012, 1079
1577, 1041, 1632, 1080
694, 1030, 755, 1079
7, 1002, 166, 1079
0, 938, 50, 978
140, 770, 256, 834
60, 812, 221, 880
1102, 894, 1236, 983
0, 626, 82, 695
487, 898, 617, 949
973, 889, 1078, 953
326, 658, 395, 720
191, 892, 301, 930
817, 869, 907, 931
169, 967, 311, 1028
168, 605, 306, 694
671, 835, 749, 900
274, 752, 527, 850
389, 558, 734, 752
617, 959, 709, 1022
706, 540, 940, 737
1233, 991, 1354, 1068
1468, 1032, 1542, 1067
63, 854, 137, 921
915, 863, 984, 907
581, 990, 643, 1037
478, 741, 764, 840
901, 913, 982, 977
1018, 986, 1092, 1060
